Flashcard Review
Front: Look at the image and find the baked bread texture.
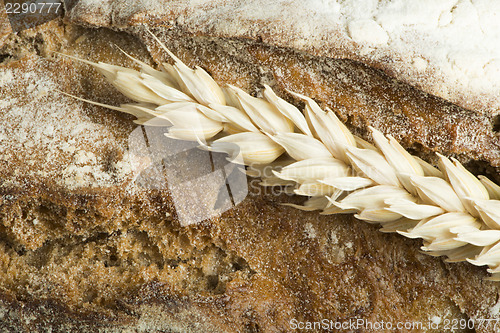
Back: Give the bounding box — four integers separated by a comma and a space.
1, 1, 500, 332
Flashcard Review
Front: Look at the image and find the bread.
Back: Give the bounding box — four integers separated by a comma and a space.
1, 1, 500, 332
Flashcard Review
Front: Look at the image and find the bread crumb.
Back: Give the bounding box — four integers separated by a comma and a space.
430, 316, 442, 325
489, 297, 500, 316
348, 19, 389, 45
330, 230, 338, 245
304, 223, 317, 239
412, 57, 428, 71
0, 70, 13, 86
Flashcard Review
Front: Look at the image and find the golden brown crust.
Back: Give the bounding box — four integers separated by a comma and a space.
1, 9, 500, 333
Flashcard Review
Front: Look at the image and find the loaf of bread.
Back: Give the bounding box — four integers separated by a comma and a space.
1, 1, 500, 332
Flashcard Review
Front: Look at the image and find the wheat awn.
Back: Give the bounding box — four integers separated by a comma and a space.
58, 29, 500, 281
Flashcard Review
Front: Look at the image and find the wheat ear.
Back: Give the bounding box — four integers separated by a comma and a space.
59, 30, 500, 281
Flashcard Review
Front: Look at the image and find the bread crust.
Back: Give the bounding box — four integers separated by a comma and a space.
1, 3, 500, 332
67, 0, 500, 117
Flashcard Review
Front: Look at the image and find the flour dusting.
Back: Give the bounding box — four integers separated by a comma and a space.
0, 59, 135, 189
70, 0, 500, 114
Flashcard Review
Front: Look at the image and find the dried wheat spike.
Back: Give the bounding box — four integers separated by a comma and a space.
58, 29, 500, 281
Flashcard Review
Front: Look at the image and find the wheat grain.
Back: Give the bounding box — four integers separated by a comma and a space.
58, 29, 500, 281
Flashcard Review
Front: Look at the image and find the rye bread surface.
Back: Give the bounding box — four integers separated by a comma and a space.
1, 2, 500, 332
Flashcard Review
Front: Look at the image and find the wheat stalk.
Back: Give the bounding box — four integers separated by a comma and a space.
58, 29, 500, 281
